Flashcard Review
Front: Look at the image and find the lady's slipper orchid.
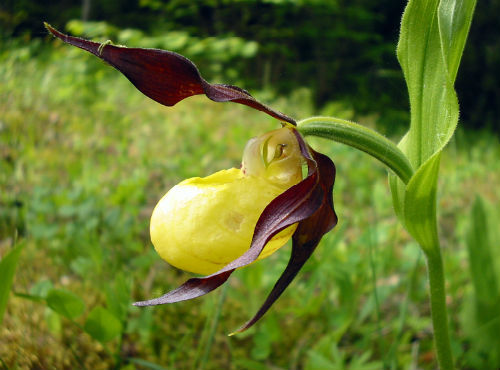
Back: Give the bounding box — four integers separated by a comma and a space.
46, 24, 338, 333
151, 127, 303, 275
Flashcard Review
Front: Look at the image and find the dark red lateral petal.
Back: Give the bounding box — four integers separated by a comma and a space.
133, 130, 323, 307
45, 23, 295, 125
232, 149, 337, 333
133, 270, 233, 305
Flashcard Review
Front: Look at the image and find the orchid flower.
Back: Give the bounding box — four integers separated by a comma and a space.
45, 23, 337, 333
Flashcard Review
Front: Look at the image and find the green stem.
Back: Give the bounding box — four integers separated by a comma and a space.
297, 116, 414, 184
425, 247, 454, 370
297, 116, 453, 368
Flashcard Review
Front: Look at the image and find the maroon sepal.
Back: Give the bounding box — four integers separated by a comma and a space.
44, 23, 295, 125
133, 131, 337, 333
231, 148, 337, 334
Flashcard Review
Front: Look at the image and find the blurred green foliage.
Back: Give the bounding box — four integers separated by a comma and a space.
462, 197, 500, 368
1, 0, 498, 131
1, 31, 499, 369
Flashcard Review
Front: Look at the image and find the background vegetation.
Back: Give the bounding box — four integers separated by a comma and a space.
1, 1, 499, 369
2, 0, 500, 132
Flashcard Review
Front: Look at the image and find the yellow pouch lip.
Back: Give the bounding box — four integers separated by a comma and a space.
180, 168, 243, 186
150, 167, 297, 275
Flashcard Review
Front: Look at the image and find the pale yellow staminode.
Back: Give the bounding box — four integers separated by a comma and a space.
150, 127, 303, 275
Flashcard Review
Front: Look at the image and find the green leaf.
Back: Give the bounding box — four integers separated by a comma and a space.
391, 0, 476, 250
46, 289, 85, 320
438, 0, 478, 82
397, 0, 462, 167
29, 279, 54, 298
84, 306, 122, 343
233, 359, 270, 370
466, 197, 500, 304
45, 307, 62, 336
105, 272, 131, 322
464, 197, 500, 365
389, 134, 409, 220
403, 152, 441, 252
128, 358, 170, 370
0, 242, 24, 326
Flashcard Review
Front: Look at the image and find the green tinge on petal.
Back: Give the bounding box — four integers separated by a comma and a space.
242, 127, 303, 186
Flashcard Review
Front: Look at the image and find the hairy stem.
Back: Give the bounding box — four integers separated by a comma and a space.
425, 247, 454, 369
297, 117, 414, 184
298, 116, 454, 368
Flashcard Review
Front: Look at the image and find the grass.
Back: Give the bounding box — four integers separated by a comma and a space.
1, 37, 500, 369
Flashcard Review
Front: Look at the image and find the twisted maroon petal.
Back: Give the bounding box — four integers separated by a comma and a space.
45, 23, 295, 125
232, 148, 337, 334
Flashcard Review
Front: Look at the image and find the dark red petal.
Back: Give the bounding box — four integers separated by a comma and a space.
133, 270, 233, 305
133, 130, 324, 307
232, 149, 337, 333
44, 23, 295, 125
